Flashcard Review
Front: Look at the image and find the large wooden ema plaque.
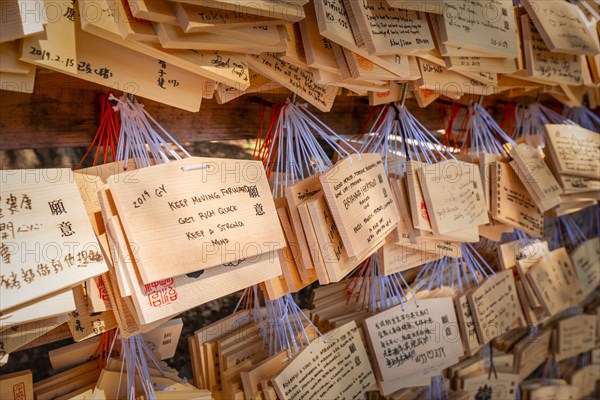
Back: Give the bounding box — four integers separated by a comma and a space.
107, 157, 286, 284
0, 169, 107, 312
319, 154, 399, 260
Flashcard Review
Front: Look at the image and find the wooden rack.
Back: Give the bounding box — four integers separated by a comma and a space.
0, 72, 449, 150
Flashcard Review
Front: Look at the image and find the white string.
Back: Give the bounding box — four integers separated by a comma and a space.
567, 106, 600, 132
361, 103, 455, 177
110, 92, 191, 400
513, 102, 574, 148
465, 102, 516, 157
268, 101, 356, 198
113, 94, 191, 168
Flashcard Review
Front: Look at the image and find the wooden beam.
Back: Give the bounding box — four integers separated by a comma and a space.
0, 72, 444, 151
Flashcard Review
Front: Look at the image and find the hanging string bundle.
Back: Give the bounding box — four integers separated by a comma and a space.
511, 101, 573, 148
75, 93, 121, 170
361, 85, 453, 175
463, 100, 517, 158
342, 86, 458, 314
113, 93, 191, 168
345, 255, 416, 313
544, 214, 588, 252
413, 243, 495, 296
107, 92, 192, 399
257, 99, 353, 197
566, 105, 600, 132
248, 98, 357, 356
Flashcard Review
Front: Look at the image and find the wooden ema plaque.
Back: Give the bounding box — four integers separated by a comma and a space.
66, 285, 116, 342
556, 314, 597, 361
247, 53, 337, 112
170, 0, 306, 22
545, 124, 600, 180
0, 289, 75, 328
454, 294, 483, 356
275, 202, 316, 287
107, 157, 285, 284
363, 298, 464, 387
0, 370, 34, 400
513, 328, 552, 380
418, 160, 489, 235
73, 160, 139, 237
319, 154, 399, 259
491, 161, 543, 237
571, 238, 600, 298
78, 0, 251, 91
173, 2, 279, 32
299, 4, 339, 73
461, 372, 520, 399
101, 194, 283, 325
313, 0, 361, 52
297, 196, 331, 285
404, 161, 432, 232
467, 270, 525, 344
0, 41, 34, 74
0, 0, 46, 43
129, 0, 178, 25
438, 0, 518, 58
302, 193, 372, 282
378, 240, 448, 276
153, 21, 287, 52
19, 0, 77, 75
285, 175, 322, 272
0, 315, 68, 359
418, 59, 498, 98
509, 143, 563, 212
271, 321, 375, 400
20, 5, 206, 112
0, 169, 107, 312
386, 0, 444, 14
521, 15, 585, 86
346, 0, 434, 56
522, 0, 600, 56
526, 247, 582, 317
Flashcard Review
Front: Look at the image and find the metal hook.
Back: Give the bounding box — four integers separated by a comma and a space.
390, 102, 411, 161
399, 83, 408, 108
487, 344, 499, 380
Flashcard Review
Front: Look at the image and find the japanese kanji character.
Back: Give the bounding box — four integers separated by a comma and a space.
0, 272, 21, 289
64, 253, 75, 267
6, 194, 18, 214
0, 243, 10, 264
58, 221, 75, 237
94, 67, 113, 79
52, 259, 64, 273
248, 185, 259, 199
63, 6, 75, 22
37, 263, 51, 276
254, 203, 265, 216
20, 194, 32, 210
21, 268, 35, 284
48, 199, 67, 215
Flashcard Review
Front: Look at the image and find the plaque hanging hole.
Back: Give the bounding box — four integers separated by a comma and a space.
181, 165, 210, 172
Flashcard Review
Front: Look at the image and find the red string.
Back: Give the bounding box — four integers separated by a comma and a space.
92, 328, 119, 370
358, 105, 380, 137
443, 101, 461, 148
463, 105, 476, 154
500, 102, 516, 136
76, 93, 121, 169
252, 102, 286, 179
